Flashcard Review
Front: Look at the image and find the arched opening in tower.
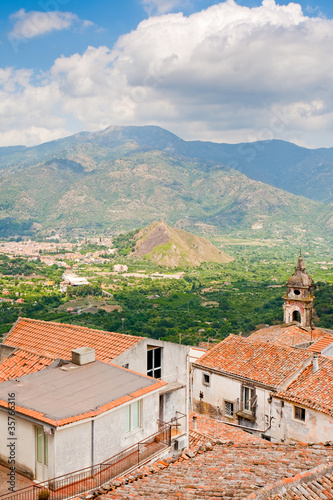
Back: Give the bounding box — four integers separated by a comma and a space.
292, 310, 301, 323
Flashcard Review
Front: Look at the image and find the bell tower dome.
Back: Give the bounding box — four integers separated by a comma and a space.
283, 252, 314, 328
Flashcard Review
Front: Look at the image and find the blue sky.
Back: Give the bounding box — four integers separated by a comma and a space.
1, 0, 333, 147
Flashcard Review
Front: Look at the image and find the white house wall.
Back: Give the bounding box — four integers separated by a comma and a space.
0, 411, 54, 480
270, 398, 333, 443
192, 367, 271, 431
52, 390, 160, 477
114, 339, 189, 386
54, 420, 91, 477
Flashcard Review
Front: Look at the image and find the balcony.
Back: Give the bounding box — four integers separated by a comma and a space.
0, 423, 172, 500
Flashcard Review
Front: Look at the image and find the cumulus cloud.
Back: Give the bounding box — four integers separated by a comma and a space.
8, 9, 92, 40
2, 1, 333, 147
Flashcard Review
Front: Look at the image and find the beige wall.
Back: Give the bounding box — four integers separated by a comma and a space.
270, 398, 333, 443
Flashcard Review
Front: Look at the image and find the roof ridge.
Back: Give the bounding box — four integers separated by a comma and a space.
9, 347, 56, 360
16, 317, 143, 340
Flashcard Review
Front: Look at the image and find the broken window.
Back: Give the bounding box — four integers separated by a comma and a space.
294, 406, 306, 421
147, 346, 162, 379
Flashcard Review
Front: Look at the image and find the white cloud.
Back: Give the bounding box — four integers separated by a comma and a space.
141, 0, 185, 15
2, 1, 333, 147
8, 9, 91, 40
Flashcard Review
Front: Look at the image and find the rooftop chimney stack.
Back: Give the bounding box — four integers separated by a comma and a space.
71, 347, 95, 365
312, 353, 319, 373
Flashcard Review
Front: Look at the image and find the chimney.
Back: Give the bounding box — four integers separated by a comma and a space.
313, 353, 319, 373
71, 347, 95, 365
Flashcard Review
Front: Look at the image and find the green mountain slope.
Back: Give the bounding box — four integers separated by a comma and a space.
0, 126, 332, 238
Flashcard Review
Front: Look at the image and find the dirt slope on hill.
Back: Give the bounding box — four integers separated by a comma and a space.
132, 221, 233, 268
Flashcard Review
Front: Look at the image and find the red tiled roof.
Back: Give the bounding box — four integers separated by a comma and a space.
275, 356, 333, 417
194, 335, 311, 388
3, 317, 143, 362
0, 348, 54, 383
248, 324, 329, 348
307, 335, 333, 354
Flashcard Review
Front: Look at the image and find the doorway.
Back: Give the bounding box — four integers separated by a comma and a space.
35, 427, 48, 481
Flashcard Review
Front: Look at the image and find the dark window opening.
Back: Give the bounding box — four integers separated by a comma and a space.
203, 373, 210, 386
224, 401, 234, 416
147, 347, 162, 379
294, 406, 306, 421
294, 289, 301, 295
199, 391, 204, 399
292, 310, 301, 322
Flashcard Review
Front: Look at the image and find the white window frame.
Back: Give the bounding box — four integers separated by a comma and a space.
125, 401, 141, 433
243, 386, 255, 412
147, 346, 162, 379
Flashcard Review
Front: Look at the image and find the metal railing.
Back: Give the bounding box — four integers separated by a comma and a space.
1, 423, 171, 500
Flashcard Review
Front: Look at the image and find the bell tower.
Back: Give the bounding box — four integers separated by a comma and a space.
283, 252, 314, 328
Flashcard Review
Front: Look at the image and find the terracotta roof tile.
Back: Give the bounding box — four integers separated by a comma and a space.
3, 317, 143, 362
275, 356, 333, 417
248, 324, 330, 348
246, 463, 333, 499
194, 334, 311, 388
98, 414, 333, 499
307, 335, 333, 354
0, 348, 54, 383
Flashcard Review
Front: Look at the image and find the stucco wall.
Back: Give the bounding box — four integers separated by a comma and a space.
270, 398, 333, 443
52, 390, 161, 477
192, 367, 271, 430
115, 339, 189, 425
0, 411, 55, 479
114, 339, 188, 386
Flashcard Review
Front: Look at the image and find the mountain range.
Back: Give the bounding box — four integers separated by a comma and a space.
0, 125, 332, 238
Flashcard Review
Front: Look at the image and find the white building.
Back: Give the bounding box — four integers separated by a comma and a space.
0, 348, 167, 481
0, 318, 189, 472
191, 334, 312, 436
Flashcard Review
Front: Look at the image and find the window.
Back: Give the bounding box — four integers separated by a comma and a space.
202, 373, 210, 386
147, 347, 162, 379
294, 406, 306, 421
243, 386, 255, 412
224, 400, 234, 417
36, 427, 48, 466
125, 401, 141, 433
122, 363, 129, 369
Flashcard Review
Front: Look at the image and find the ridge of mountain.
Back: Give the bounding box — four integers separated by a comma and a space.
131, 221, 233, 268
1, 125, 332, 202
0, 125, 332, 238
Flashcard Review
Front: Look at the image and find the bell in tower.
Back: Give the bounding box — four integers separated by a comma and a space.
283, 252, 314, 328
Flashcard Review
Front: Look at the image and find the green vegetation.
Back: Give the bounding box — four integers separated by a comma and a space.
1, 236, 332, 345
112, 229, 140, 256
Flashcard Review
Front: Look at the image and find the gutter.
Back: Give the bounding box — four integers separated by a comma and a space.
220, 416, 274, 435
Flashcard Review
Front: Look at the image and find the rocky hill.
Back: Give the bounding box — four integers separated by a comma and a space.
0, 125, 332, 238
131, 221, 233, 268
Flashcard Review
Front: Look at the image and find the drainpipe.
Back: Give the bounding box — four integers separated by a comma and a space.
91, 419, 95, 468
186, 353, 189, 443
